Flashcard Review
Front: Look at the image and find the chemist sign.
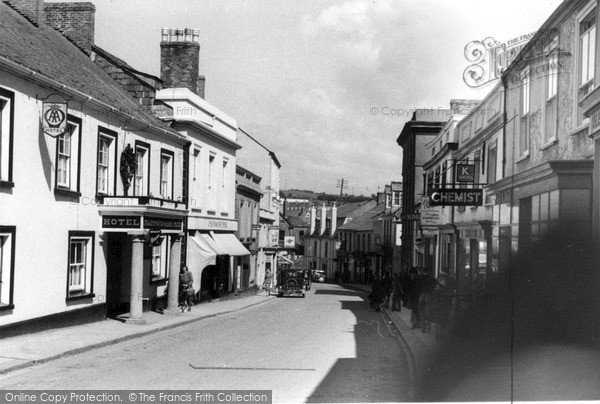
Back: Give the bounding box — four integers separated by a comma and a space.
429, 188, 483, 206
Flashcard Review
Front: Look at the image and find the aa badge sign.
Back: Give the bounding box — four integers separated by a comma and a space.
42, 102, 68, 137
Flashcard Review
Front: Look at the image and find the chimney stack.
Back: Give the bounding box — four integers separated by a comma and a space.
44, 2, 96, 55
309, 206, 316, 235
320, 203, 327, 235
7, 0, 44, 26
331, 204, 337, 236
161, 28, 204, 97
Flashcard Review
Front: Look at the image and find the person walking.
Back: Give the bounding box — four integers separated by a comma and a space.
382, 271, 393, 308
408, 267, 421, 329
179, 265, 195, 312
262, 269, 273, 296
391, 273, 403, 311
418, 267, 437, 333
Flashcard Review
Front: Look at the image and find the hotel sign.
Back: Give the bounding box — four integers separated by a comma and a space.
429, 188, 483, 206
102, 216, 141, 229
42, 102, 68, 137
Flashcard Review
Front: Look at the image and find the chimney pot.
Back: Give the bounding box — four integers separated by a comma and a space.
184, 28, 193, 42
161, 27, 170, 42
160, 27, 202, 96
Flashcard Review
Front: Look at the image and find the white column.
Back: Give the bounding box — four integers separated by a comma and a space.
127, 234, 145, 324
165, 233, 182, 313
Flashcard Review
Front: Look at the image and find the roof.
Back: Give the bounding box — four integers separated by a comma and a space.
286, 215, 309, 228
336, 200, 376, 219
338, 204, 386, 232
0, 3, 180, 139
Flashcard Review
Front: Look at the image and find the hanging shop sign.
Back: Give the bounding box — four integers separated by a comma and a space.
42, 102, 68, 137
456, 164, 476, 182
429, 188, 483, 206
283, 236, 295, 248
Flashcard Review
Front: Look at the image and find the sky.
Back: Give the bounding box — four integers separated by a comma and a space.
52, 0, 563, 195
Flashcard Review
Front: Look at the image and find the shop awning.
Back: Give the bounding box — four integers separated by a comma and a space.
199, 232, 228, 255
188, 232, 217, 292
210, 232, 251, 256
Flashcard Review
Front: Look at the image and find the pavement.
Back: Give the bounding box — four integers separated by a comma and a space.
0, 289, 277, 376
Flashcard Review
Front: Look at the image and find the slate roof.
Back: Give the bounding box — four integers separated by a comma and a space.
338, 203, 386, 232
286, 215, 309, 228
0, 3, 179, 137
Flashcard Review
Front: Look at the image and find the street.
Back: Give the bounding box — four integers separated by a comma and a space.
0, 283, 409, 403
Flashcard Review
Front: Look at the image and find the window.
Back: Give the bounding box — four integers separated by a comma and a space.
474, 150, 481, 186
160, 149, 174, 199
393, 191, 400, 206
191, 148, 201, 207
55, 117, 81, 193
151, 237, 169, 281
580, 8, 596, 91
545, 36, 559, 143
97, 129, 117, 195
222, 158, 229, 211
208, 153, 216, 208
0, 226, 15, 309
67, 231, 94, 299
520, 69, 530, 156
578, 6, 597, 125
134, 142, 150, 196
0, 88, 14, 184
487, 140, 498, 184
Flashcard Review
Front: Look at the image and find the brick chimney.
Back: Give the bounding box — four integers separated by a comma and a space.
6, 0, 44, 26
161, 28, 204, 97
44, 2, 95, 55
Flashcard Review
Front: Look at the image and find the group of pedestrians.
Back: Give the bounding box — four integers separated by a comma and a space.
368, 267, 456, 340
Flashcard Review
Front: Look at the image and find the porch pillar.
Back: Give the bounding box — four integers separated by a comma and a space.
126, 234, 145, 324
165, 233, 182, 313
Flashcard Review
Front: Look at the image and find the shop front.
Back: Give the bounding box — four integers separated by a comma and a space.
99, 198, 187, 324
187, 216, 250, 301
455, 223, 492, 303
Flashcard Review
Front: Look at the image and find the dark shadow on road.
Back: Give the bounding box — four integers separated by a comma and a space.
312, 290, 365, 297
416, 222, 600, 402
306, 296, 408, 403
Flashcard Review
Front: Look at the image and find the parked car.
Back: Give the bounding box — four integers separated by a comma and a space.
312, 270, 326, 283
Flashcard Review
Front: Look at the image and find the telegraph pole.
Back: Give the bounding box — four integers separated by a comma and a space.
336, 178, 348, 200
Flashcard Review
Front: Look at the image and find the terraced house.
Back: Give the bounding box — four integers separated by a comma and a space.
0, 0, 264, 335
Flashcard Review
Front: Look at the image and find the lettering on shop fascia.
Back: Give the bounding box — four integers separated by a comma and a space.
144, 216, 183, 230
428, 188, 483, 206
102, 216, 141, 229
208, 220, 230, 229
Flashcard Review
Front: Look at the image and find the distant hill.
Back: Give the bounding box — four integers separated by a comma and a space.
280, 189, 372, 204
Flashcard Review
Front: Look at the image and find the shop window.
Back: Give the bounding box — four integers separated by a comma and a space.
97, 128, 117, 195
134, 141, 150, 196
0, 88, 14, 185
0, 226, 15, 310
55, 117, 82, 194
160, 149, 174, 200
150, 237, 169, 282
67, 231, 94, 299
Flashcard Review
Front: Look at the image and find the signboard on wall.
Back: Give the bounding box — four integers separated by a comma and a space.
456, 164, 476, 182
428, 188, 483, 206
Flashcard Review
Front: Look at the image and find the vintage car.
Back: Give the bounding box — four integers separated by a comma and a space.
312, 270, 326, 283
277, 268, 308, 298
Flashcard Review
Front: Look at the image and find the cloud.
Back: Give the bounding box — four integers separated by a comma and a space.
303, 0, 401, 70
